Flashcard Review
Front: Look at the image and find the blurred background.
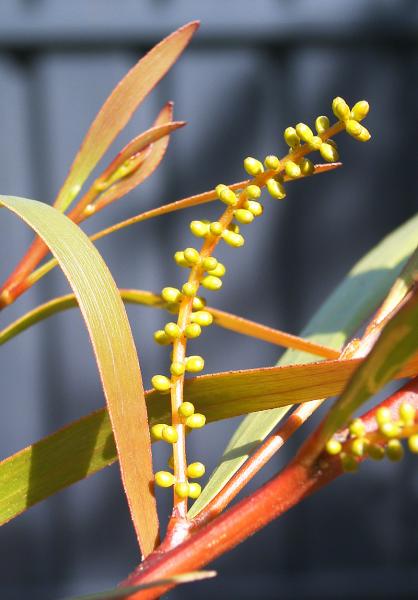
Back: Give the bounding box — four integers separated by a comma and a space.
0, 1, 417, 598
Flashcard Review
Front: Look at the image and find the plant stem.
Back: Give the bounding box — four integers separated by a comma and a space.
120, 377, 418, 599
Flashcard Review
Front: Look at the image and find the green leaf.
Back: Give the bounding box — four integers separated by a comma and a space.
189, 212, 418, 517
1, 354, 417, 525
0, 196, 158, 557
63, 571, 216, 600
320, 283, 418, 441
54, 21, 198, 211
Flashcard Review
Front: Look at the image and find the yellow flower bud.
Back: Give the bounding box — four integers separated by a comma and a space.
284, 126, 300, 147
184, 247, 201, 265
346, 120, 371, 142
246, 184, 261, 199
332, 97, 350, 121
162, 425, 178, 444
266, 178, 286, 200
186, 413, 206, 428
164, 322, 181, 339
380, 422, 401, 438
202, 256, 218, 271
234, 208, 254, 224
218, 187, 238, 206
184, 323, 202, 339
315, 115, 330, 134
179, 401, 195, 418
182, 282, 198, 297
309, 136, 323, 150
386, 439, 404, 462
244, 200, 263, 217
207, 262, 226, 277
174, 482, 190, 498
376, 407, 391, 426
190, 310, 213, 326
170, 361, 185, 376
325, 439, 342, 455
320, 143, 339, 163
264, 155, 280, 170
202, 275, 223, 291
349, 418, 366, 438
155, 471, 175, 488
188, 482, 202, 499
151, 423, 166, 440
299, 158, 314, 176
243, 157, 264, 176
295, 123, 314, 143
161, 287, 181, 303
285, 161, 301, 178
215, 184, 227, 197
399, 402, 416, 426
153, 329, 171, 345
408, 434, 418, 453
222, 230, 245, 247
351, 438, 366, 457
351, 100, 369, 122
192, 296, 206, 310
151, 375, 171, 392
174, 251, 188, 267
185, 355, 205, 373
187, 462, 206, 479
209, 221, 223, 236
190, 220, 209, 238
167, 455, 175, 470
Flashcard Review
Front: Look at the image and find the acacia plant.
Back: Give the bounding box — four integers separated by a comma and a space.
0, 22, 417, 600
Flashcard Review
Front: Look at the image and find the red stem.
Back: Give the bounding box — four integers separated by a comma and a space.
119, 377, 418, 599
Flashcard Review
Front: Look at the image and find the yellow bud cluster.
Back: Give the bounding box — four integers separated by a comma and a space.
330, 96, 371, 142
324, 402, 417, 473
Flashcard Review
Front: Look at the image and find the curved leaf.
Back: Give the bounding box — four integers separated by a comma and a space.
321, 282, 418, 442
54, 21, 199, 211
0, 196, 158, 557
1, 290, 338, 360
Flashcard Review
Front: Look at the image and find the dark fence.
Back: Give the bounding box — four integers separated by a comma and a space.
0, 1, 417, 598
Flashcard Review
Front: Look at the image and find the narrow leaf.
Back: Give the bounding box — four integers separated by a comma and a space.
1, 354, 417, 525
0, 196, 158, 556
54, 21, 198, 211
320, 283, 418, 441
94, 103, 177, 210
189, 212, 418, 516
1, 289, 338, 360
